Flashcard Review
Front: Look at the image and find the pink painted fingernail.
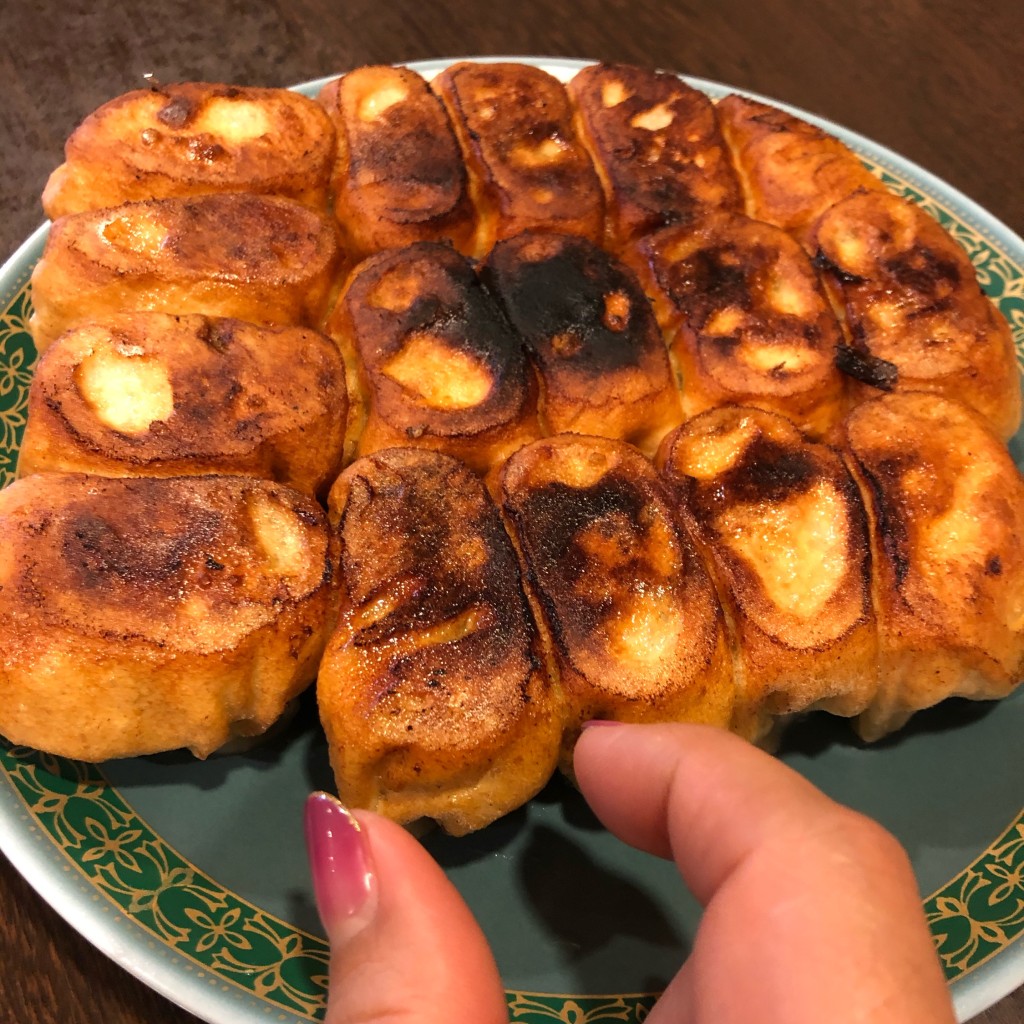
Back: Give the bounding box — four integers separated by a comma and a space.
580, 719, 625, 729
304, 792, 378, 943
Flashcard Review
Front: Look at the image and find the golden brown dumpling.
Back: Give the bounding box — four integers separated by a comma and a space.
17, 313, 348, 497
42, 82, 336, 218
432, 61, 604, 257
0, 473, 337, 761
568, 62, 742, 249
658, 405, 878, 736
626, 213, 847, 438
716, 92, 886, 250
319, 447, 562, 834
30, 193, 341, 351
837, 392, 1024, 740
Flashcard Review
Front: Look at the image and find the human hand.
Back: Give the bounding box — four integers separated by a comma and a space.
304, 722, 956, 1023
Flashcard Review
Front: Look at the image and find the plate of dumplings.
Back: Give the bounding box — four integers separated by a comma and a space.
1, 56, 1022, 1024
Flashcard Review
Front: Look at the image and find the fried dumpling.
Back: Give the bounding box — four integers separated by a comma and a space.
432, 61, 604, 257
814, 189, 1021, 441
17, 313, 348, 497
658, 405, 878, 736
29, 193, 341, 351
318, 65, 475, 258
837, 392, 1024, 740
483, 230, 681, 455
42, 82, 336, 219
0, 473, 337, 761
319, 447, 562, 834
326, 241, 540, 473
627, 213, 846, 437
568, 62, 742, 249
716, 92, 885, 249
499, 434, 736, 758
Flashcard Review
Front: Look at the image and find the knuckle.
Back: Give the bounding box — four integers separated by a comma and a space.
818, 807, 913, 878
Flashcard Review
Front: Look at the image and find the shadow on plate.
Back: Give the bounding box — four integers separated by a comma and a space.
516, 823, 683, 991
285, 885, 325, 938
776, 698, 999, 760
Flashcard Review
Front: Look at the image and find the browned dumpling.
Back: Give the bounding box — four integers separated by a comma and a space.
432, 61, 604, 257
626, 213, 846, 437
658, 406, 878, 736
17, 313, 348, 497
567, 62, 742, 250
320, 447, 562, 835
814, 189, 1022, 441
716, 92, 886, 250
837, 392, 1024, 740
483, 231, 681, 455
41, 82, 336, 219
0, 473, 338, 761
326, 241, 541, 473
318, 66, 475, 258
500, 434, 737, 756
29, 193, 342, 352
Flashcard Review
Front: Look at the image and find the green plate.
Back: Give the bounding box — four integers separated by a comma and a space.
1, 57, 1023, 1024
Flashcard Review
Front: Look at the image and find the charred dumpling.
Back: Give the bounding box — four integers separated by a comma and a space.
483, 231, 681, 455
320, 447, 562, 834
814, 189, 1021, 441
499, 434, 737, 760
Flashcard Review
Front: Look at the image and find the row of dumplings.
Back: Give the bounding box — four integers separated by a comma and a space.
4, 391, 1023, 834
29, 61, 1022, 446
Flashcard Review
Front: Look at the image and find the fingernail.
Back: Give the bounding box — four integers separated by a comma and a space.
304, 792, 378, 943
580, 719, 625, 729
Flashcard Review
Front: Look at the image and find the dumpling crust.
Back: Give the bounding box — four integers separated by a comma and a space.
658, 405, 878, 730
838, 392, 1024, 739
42, 82, 336, 218
484, 230, 681, 455
320, 447, 562, 835
500, 434, 736, 755
0, 473, 338, 761
29, 193, 341, 352
18, 312, 348, 497
568, 62, 742, 249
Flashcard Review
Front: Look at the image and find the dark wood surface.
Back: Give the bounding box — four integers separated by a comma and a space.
0, 2, 1021, 1022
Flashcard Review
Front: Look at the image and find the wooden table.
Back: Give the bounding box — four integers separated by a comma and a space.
0, 1, 1021, 1021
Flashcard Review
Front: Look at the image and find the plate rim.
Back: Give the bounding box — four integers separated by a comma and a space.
2, 54, 1023, 1024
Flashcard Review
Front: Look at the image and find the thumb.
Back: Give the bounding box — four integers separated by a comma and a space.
573, 723, 955, 1024
305, 793, 508, 1024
